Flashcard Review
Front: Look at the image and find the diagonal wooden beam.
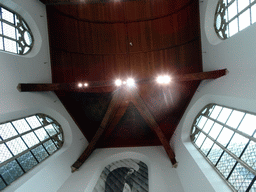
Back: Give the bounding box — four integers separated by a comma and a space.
102, 101, 130, 140
71, 89, 124, 172
17, 69, 228, 93
130, 88, 178, 167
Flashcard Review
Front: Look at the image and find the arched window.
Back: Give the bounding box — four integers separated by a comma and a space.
191, 104, 256, 192
0, 5, 34, 55
0, 114, 63, 190
214, 0, 256, 39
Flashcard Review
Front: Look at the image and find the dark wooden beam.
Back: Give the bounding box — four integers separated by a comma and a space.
18, 69, 227, 93
130, 88, 178, 167
71, 89, 124, 172
17, 82, 114, 93
174, 69, 228, 82
39, 0, 106, 5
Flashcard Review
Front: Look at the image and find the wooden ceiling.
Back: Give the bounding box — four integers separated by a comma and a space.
41, 0, 203, 149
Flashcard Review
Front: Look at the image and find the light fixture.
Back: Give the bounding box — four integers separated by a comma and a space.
115, 79, 122, 86
127, 78, 135, 86
84, 83, 88, 87
157, 75, 171, 84
78, 83, 83, 88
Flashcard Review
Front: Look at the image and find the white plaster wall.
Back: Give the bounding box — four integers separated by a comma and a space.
0, 0, 87, 191
58, 146, 185, 192
171, 0, 256, 191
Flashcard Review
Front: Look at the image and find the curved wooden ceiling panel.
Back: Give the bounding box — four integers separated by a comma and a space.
52, 0, 192, 22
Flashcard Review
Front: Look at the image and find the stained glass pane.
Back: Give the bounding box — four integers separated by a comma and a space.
17, 152, 38, 172
195, 132, 206, 147
2, 23, 16, 39
208, 144, 223, 165
201, 138, 214, 155
217, 128, 234, 147
3, 38, 16, 53
226, 110, 245, 128
241, 141, 256, 168
44, 124, 57, 136
202, 119, 214, 133
239, 9, 251, 31
22, 132, 40, 148
0, 37, 3, 50
210, 105, 222, 119
217, 107, 232, 124
0, 123, 17, 140
228, 163, 253, 191
1, 8, 14, 24
216, 152, 236, 178
237, 0, 250, 12
31, 145, 49, 162
34, 128, 49, 141
0, 144, 13, 163
0, 160, 24, 185
0, 177, 6, 191
197, 116, 207, 129
227, 133, 249, 157
12, 119, 31, 134
228, 1, 238, 20
252, 4, 256, 24
26, 116, 41, 129
208, 123, 223, 139
238, 114, 256, 136
43, 140, 57, 154
6, 137, 27, 155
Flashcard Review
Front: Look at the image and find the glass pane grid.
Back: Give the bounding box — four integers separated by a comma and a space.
215, 0, 255, 39
191, 104, 256, 192
216, 152, 237, 178
0, 5, 33, 55
0, 114, 63, 190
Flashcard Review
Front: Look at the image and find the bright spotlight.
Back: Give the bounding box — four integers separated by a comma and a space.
157, 75, 171, 84
115, 79, 122, 86
78, 83, 83, 88
127, 78, 135, 86
84, 83, 88, 87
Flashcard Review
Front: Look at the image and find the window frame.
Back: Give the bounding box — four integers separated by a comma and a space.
191, 104, 256, 192
0, 4, 34, 55
0, 113, 63, 190
214, 0, 256, 39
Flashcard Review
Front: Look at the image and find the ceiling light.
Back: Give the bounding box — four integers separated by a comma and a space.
157, 75, 171, 84
115, 79, 122, 86
84, 83, 88, 87
78, 83, 83, 87
127, 78, 135, 86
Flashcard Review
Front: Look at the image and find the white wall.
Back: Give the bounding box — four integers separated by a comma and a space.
58, 146, 185, 192
172, 0, 256, 191
0, 0, 87, 191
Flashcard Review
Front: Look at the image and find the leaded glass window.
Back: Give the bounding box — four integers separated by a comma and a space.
214, 0, 256, 39
0, 5, 34, 55
0, 114, 63, 191
191, 104, 256, 192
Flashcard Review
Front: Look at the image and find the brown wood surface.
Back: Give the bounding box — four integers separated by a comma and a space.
130, 88, 177, 166
18, 69, 227, 92
71, 89, 124, 171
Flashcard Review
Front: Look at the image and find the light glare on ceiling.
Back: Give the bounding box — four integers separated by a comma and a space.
78, 83, 83, 87
115, 79, 122, 86
157, 75, 171, 84
127, 78, 135, 86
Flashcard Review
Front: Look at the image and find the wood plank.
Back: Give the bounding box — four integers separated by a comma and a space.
71, 89, 124, 172
130, 88, 178, 167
